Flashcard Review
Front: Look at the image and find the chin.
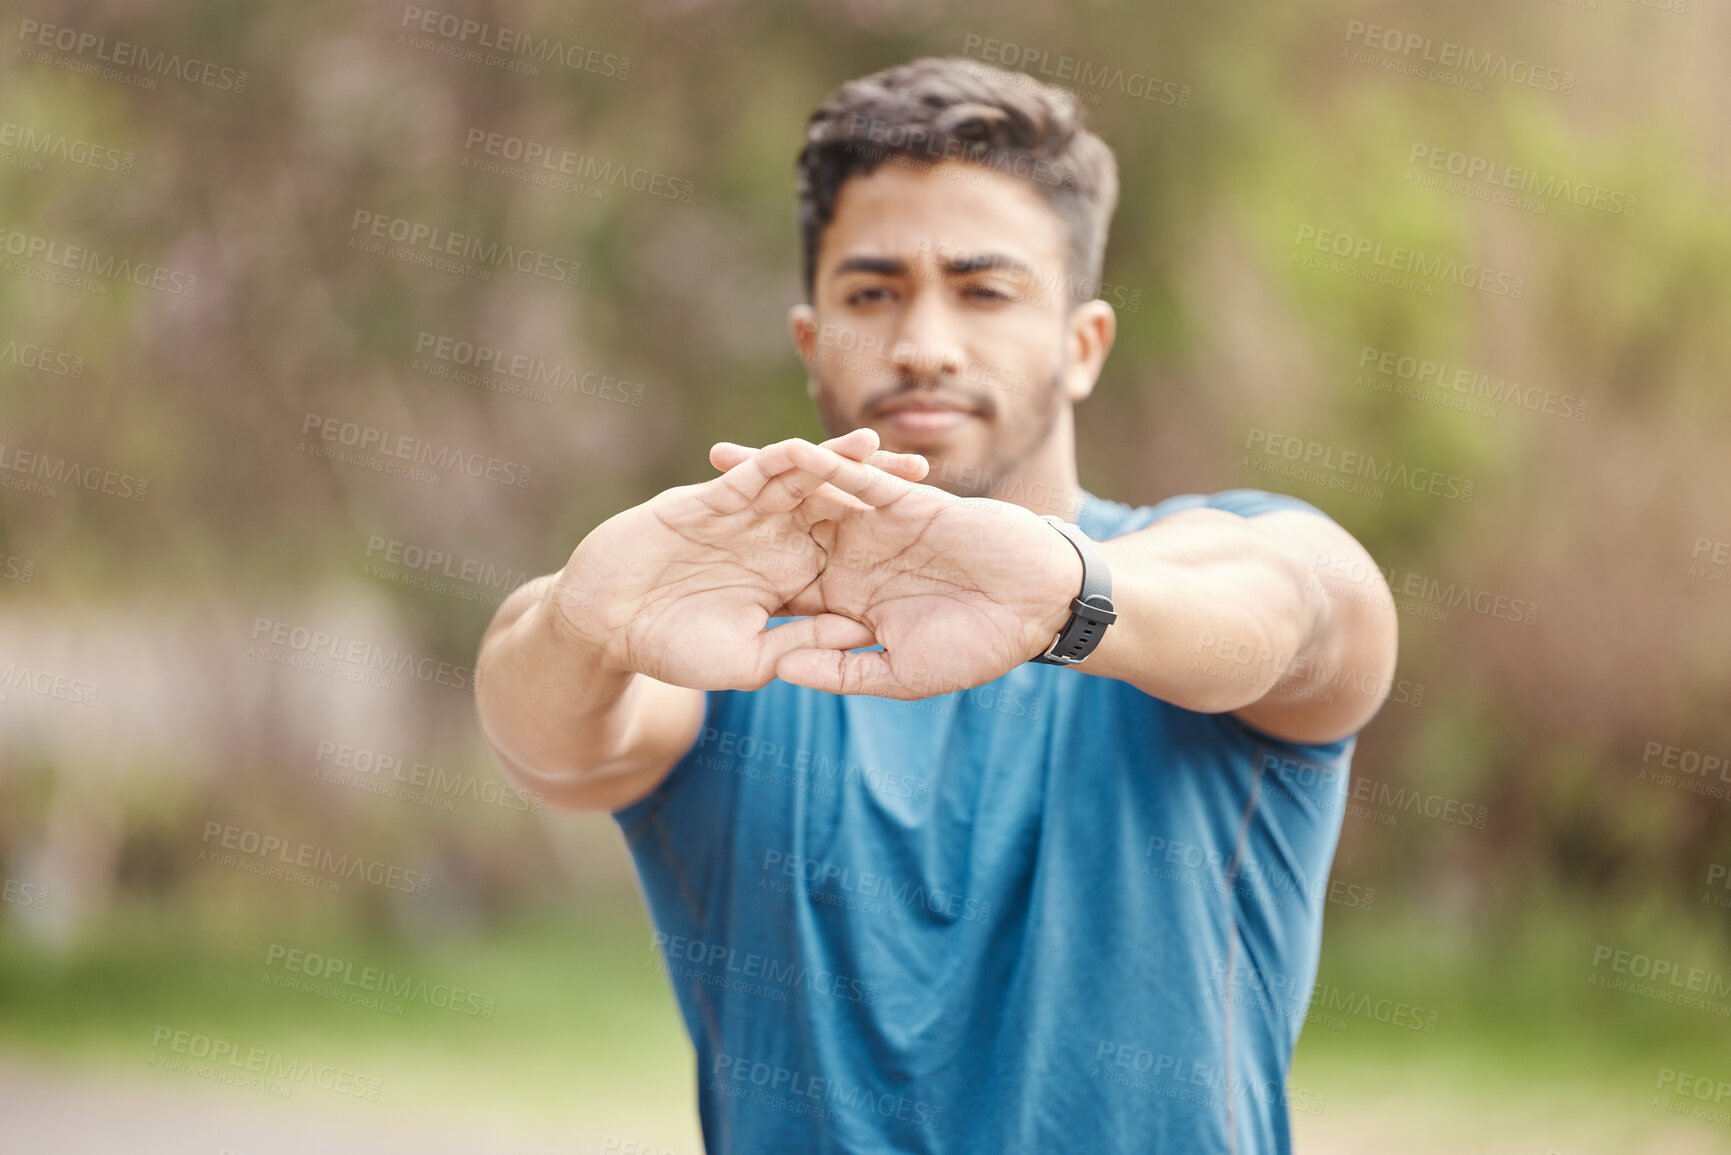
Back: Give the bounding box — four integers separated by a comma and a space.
920, 452, 997, 499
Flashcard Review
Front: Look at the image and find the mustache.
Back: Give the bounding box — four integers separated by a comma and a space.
866, 372, 997, 417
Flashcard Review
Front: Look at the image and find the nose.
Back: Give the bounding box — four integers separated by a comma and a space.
888, 284, 965, 383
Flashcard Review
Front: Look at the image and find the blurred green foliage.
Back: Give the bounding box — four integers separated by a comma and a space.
2, 0, 1729, 1142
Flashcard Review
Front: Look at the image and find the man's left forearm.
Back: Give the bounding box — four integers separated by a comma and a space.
1070, 511, 1323, 709
1039, 509, 1398, 742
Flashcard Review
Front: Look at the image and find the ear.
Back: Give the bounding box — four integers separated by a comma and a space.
1060, 298, 1116, 404
788, 302, 821, 400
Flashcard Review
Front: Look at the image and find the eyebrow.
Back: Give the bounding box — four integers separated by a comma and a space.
831, 251, 1035, 281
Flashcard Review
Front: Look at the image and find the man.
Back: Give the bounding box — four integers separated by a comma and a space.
476, 57, 1398, 1154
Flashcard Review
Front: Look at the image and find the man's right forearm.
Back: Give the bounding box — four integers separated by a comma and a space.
474, 575, 646, 799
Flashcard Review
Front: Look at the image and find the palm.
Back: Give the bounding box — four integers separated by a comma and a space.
780, 484, 1081, 698
586, 490, 827, 688
556, 436, 903, 691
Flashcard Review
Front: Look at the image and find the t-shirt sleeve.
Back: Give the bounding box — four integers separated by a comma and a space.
1092, 488, 1336, 540
1201, 487, 1335, 522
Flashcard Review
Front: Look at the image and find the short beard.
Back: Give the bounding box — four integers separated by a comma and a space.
910, 364, 1066, 501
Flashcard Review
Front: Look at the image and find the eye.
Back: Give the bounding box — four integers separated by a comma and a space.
963, 283, 1016, 303
845, 285, 897, 307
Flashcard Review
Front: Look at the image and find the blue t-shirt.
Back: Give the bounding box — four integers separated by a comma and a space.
612, 489, 1356, 1154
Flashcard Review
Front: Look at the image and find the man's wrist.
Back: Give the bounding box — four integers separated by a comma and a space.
1028, 517, 1118, 666
537, 577, 632, 679
1029, 519, 1085, 661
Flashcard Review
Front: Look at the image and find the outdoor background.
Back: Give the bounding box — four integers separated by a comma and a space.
2, 0, 1729, 1151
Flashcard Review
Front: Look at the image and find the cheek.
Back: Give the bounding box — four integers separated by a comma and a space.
807, 361, 876, 422
994, 316, 1062, 369
987, 337, 1063, 408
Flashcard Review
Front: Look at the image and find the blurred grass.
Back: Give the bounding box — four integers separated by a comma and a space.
0, 897, 700, 1142
5, 896, 1731, 1148
1292, 900, 1731, 1151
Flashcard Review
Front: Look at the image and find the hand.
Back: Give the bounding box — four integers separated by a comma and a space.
551, 431, 927, 691
709, 433, 1083, 698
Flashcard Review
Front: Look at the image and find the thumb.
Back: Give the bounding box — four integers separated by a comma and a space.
774, 645, 903, 698
753, 613, 878, 681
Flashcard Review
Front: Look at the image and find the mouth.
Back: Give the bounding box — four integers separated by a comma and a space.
874, 399, 983, 441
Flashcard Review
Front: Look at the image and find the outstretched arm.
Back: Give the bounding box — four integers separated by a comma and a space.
708, 436, 1398, 745
1075, 508, 1399, 744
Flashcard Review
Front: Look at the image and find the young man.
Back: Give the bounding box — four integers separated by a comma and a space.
477, 57, 1398, 1155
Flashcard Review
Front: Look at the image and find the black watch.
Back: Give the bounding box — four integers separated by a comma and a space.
1029, 515, 1117, 666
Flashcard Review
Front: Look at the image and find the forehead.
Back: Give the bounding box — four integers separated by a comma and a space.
818, 159, 1067, 273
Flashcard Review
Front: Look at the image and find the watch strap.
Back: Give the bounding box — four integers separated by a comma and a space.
1030, 515, 1116, 666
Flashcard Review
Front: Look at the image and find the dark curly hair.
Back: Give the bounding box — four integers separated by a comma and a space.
795, 56, 1120, 305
